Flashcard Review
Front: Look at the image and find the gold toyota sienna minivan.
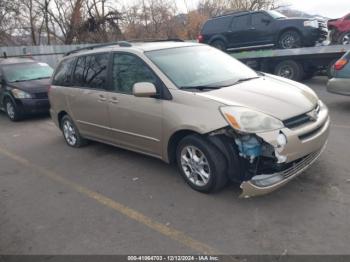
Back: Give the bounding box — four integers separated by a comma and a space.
49, 41, 330, 198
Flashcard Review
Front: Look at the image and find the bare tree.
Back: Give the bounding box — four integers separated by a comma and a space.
0, 0, 20, 45
198, 0, 281, 17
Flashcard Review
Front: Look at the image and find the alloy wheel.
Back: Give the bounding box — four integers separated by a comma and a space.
342, 33, 350, 45
63, 120, 77, 146
180, 145, 211, 187
6, 101, 15, 120
280, 32, 300, 49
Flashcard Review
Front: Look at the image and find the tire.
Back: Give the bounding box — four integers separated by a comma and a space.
176, 135, 228, 193
278, 30, 302, 49
4, 98, 21, 121
338, 31, 350, 45
211, 40, 226, 51
60, 115, 87, 148
274, 60, 304, 81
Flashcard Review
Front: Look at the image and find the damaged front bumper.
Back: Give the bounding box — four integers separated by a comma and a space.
240, 144, 326, 198
239, 102, 330, 198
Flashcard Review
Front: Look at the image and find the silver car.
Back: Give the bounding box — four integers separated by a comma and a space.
49, 41, 330, 197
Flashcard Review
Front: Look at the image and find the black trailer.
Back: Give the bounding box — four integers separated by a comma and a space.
230, 45, 350, 81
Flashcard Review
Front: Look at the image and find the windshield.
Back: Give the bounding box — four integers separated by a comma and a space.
267, 10, 286, 19
3, 62, 54, 83
146, 46, 258, 89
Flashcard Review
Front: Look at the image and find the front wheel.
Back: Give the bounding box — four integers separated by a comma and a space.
4, 98, 21, 121
278, 30, 302, 49
176, 135, 228, 193
339, 32, 350, 45
61, 115, 87, 148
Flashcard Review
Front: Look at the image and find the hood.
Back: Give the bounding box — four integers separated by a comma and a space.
8, 78, 50, 94
197, 74, 318, 120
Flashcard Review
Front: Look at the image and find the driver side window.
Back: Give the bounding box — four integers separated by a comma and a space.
112, 53, 158, 95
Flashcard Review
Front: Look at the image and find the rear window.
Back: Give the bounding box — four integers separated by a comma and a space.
52, 58, 76, 86
202, 16, 232, 34
72, 53, 109, 89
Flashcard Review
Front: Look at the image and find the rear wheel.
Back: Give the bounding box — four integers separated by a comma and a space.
274, 60, 304, 81
4, 98, 21, 121
176, 135, 228, 193
61, 115, 87, 148
211, 40, 226, 51
278, 30, 302, 49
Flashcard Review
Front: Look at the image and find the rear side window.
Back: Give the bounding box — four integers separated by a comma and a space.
111, 53, 158, 95
231, 14, 250, 31
73, 53, 109, 89
202, 16, 232, 34
52, 58, 75, 86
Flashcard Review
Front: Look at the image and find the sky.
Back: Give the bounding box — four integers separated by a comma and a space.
174, 0, 349, 19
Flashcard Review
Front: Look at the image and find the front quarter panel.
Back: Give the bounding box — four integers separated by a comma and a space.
162, 89, 228, 162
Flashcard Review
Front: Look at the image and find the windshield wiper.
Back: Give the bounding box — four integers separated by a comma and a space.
30, 77, 50, 80
180, 85, 222, 90
11, 76, 50, 83
11, 79, 28, 83
232, 76, 260, 85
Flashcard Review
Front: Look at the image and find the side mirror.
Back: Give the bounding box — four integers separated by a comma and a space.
133, 82, 157, 98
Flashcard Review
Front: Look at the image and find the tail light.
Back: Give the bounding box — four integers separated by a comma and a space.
334, 58, 348, 71
197, 34, 204, 43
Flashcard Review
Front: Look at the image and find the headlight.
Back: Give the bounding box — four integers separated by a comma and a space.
11, 89, 32, 99
220, 106, 284, 133
304, 20, 318, 28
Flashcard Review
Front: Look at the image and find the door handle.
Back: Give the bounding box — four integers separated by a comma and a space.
109, 97, 119, 104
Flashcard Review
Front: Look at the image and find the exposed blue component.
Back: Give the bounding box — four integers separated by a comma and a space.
235, 135, 262, 159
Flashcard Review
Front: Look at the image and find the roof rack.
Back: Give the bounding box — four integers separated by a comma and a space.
64, 41, 132, 56
129, 38, 184, 43
214, 10, 250, 18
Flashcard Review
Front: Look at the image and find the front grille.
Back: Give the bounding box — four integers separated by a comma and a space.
283, 104, 320, 129
283, 114, 311, 129
34, 92, 48, 99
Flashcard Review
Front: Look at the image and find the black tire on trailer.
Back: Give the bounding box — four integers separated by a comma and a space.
274, 60, 304, 82
211, 40, 226, 51
278, 30, 302, 49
